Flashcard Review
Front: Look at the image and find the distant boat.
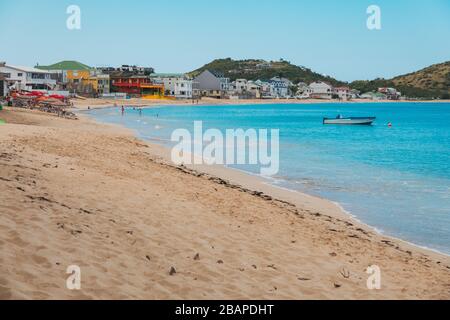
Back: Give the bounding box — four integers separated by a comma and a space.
323, 116, 376, 125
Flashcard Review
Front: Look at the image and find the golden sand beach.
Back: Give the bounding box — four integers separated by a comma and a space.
0, 106, 449, 300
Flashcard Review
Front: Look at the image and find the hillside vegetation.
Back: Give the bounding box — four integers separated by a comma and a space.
350, 61, 450, 99
190, 58, 450, 98
188, 58, 345, 86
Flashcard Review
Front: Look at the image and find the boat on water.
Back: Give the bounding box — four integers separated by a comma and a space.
323, 115, 376, 125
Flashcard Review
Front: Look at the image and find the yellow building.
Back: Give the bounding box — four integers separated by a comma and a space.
140, 83, 168, 100
67, 70, 91, 84
81, 74, 110, 94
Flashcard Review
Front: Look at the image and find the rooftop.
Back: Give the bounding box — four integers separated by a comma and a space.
36, 60, 91, 71
109, 71, 150, 79
150, 73, 185, 78
3, 65, 50, 74
208, 70, 225, 78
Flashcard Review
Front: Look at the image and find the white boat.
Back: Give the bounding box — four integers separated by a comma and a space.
323, 116, 376, 125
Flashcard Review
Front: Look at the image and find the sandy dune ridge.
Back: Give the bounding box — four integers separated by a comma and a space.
0, 107, 449, 300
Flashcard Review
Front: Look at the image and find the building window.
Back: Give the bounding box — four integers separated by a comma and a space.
17, 73, 23, 77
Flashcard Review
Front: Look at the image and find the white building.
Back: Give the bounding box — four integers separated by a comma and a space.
246, 80, 261, 98
307, 81, 333, 99
269, 77, 292, 98
296, 82, 309, 96
333, 86, 352, 100
150, 73, 193, 99
0, 64, 56, 91
254, 80, 272, 98
235, 79, 248, 93
174, 79, 193, 99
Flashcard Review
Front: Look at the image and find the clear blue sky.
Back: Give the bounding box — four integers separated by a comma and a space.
0, 0, 449, 81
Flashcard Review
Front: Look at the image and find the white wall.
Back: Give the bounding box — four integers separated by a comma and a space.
0, 66, 27, 84
0, 66, 56, 90
174, 79, 193, 98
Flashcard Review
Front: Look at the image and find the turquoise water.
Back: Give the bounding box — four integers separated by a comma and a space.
86, 103, 450, 254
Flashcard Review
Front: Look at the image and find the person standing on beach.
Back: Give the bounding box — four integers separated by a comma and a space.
121, 105, 125, 115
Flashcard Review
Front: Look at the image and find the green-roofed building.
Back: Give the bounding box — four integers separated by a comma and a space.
36, 60, 91, 71
35, 60, 92, 85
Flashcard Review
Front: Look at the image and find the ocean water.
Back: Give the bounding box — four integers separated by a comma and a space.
86, 103, 450, 254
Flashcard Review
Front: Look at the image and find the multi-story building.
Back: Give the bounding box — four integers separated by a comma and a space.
174, 79, 193, 99
66, 69, 91, 85
0, 63, 56, 91
296, 82, 309, 96
110, 72, 164, 98
333, 86, 352, 100
307, 81, 334, 99
193, 70, 230, 98
81, 73, 111, 95
36, 60, 92, 86
246, 81, 261, 98
110, 72, 151, 95
269, 77, 291, 98
150, 73, 193, 98
235, 79, 248, 93
254, 80, 272, 98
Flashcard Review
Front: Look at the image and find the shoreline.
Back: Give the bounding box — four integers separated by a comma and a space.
70, 97, 450, 111
1, 106, 449, 299
79, 108, 450, 259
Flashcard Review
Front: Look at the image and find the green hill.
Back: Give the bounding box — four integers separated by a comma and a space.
36, 60, 92, 71
350, 61, 450, 99
190, 58, 449, 98
188, 58, 345, 86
